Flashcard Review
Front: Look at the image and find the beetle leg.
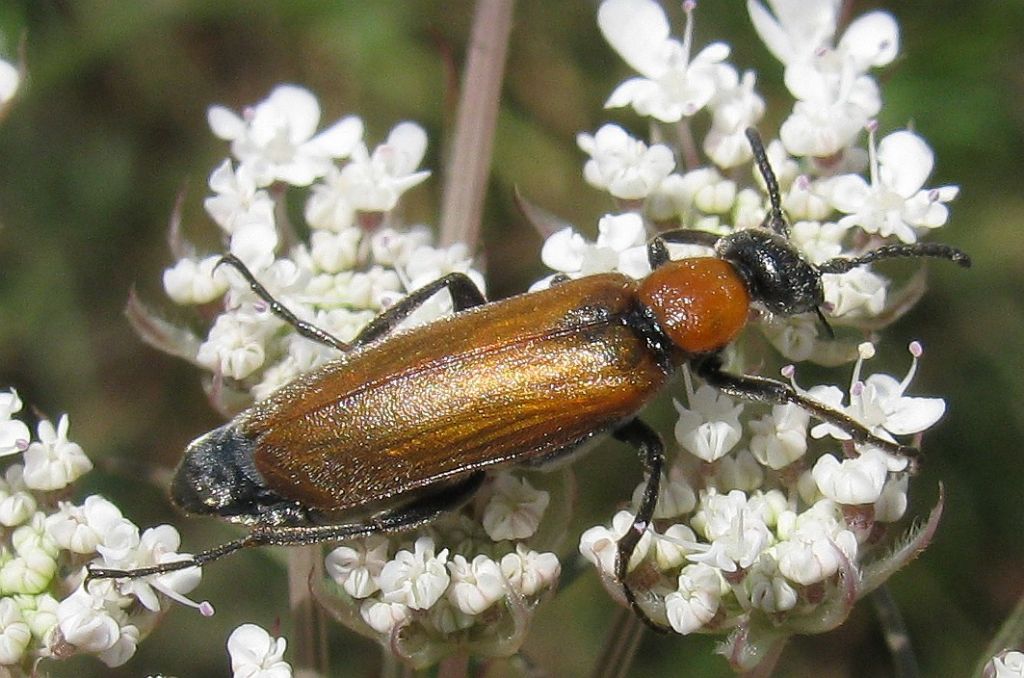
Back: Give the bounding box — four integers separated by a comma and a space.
611, 418, 669, 634
87, 473, 486, 581
352, 272, 487, 346
646, 230, 721, 270
216, 254, 353, 352
216, 255, 487, 352
693, 355, 918, 458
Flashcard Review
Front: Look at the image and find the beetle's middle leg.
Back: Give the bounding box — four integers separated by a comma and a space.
612, 418, 669, 633
217, 254, 487, 352
693, 354, 916, 458
87, 472, 487, 581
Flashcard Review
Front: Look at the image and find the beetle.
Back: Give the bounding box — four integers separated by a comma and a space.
89, 129, 969, 630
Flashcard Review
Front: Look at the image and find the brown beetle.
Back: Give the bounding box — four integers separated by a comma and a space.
90, 129, 969, 630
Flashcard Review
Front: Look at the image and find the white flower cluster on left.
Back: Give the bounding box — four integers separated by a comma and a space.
158, 84, 483, 407
0, 389, 200, 672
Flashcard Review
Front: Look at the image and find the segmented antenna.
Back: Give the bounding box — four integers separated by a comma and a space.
818, 243, 972, 274
745, 127, 788, 238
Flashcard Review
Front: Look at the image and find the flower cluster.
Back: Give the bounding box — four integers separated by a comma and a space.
154, 84, 483, 410
318, 473, 560, 667
0, 389, 200, 674
529, 0, 961, 670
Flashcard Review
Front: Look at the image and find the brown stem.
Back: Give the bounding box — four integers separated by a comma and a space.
439, 0, 515, 250
289, 545, 328, 677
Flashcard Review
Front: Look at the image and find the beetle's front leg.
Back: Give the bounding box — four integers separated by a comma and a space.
612, 418, 670, 633
693, 354, 917, 458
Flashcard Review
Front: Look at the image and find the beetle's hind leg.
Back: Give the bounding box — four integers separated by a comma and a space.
87, 472, 486, 581
612, 418, 671, 634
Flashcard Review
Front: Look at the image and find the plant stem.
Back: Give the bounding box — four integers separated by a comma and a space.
439, 0, 515, 250
289, 545, 328, 677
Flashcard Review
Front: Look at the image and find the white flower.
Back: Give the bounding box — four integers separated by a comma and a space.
989, 650, 1024, 678
97, 623, 140, 668
227, 624, 292, 678
377, 537, 450, 611
822, 267, 886, 319
228, 216, 280, 271
0, 465, 36, 527
539, 213, 649, 283
810, 342, 945, 445
22, 415, 92, 491
714, 450, 765, 492
100, 524, 202, 614
208, 84, 363, 187
500, 545, 560, 597
746, 554, 798, 613
204, 160, 276, 234
0, 390, 29, 457
749, 403, 810, 470
55, 581, 126, 654
0, 598, 30, 665
778, 67, 880, 157
359, 599, 411, 635
308, 228, 362, 274
650, 523, 698, 571
811, 448, 889, 505
0, 58, 18, 105
482, 473, 550, 541
664, 563, 723, 635
163, 255, 231, 305
196, 311, 271, 380
789, 220, 847, 264
447, 554, 506, 616
689, 490, 773, 572
674, 384, 743, 463
577, 124, 675, 200
599, 0, 732, 122
704, 70, 765, 169
874, 475, 908, 523
579, 509, 651, 576
20, 592, 58, 641
325, 537, 389, 599
0, 551, 55, 596
827, 130, 957, 243
747, 0, 844, 67
630, 463, 696, 519
749, 1, 898, 156
369, 227, 433, 267
775, 502, 857, 584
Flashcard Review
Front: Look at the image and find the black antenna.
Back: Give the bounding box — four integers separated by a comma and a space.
745, 127, 788, 238
818, 243, 972, 274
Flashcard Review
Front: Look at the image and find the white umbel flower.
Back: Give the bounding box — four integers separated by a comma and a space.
227, 623, 292, 678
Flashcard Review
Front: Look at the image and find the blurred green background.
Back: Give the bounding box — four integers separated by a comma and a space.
0, 1, 1020, 676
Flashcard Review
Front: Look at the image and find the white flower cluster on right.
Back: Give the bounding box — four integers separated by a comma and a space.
538, 0, 963, 671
